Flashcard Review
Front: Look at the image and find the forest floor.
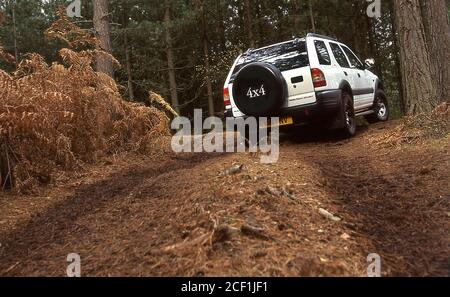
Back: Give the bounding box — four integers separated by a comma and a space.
0, 120, 448, 276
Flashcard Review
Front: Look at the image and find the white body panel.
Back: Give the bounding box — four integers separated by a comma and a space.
281, 67, 317, 108
224, 35, 380, 117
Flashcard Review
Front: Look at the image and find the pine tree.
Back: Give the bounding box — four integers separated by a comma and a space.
394, 0, 436, 114
420, 0, 450, 103
93, 0, 114, 78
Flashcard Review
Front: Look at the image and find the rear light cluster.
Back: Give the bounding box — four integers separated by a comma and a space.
311, 68, 327, 88
223, 87, 231, 107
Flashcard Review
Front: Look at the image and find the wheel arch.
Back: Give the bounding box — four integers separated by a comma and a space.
339, 80, 353, 101
375, 79, 384, 92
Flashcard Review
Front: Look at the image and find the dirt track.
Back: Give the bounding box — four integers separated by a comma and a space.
0, 121, 449, 276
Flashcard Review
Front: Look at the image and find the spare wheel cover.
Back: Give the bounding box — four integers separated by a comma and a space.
232, 62, 286, 117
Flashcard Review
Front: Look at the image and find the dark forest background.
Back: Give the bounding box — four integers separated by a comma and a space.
0, 0, 449, 118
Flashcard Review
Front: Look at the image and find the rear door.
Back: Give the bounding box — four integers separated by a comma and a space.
271, 41, 316, 108
227, 40, 316, 115
281, 64, 317, 108
341, 45, 374, 110
329, 42, 365, 109
329, 42, 356, 85
249, 40, 316, 108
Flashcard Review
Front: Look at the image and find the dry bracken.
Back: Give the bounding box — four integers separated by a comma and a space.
369, 102, 450, 148
0, 9, 170, 192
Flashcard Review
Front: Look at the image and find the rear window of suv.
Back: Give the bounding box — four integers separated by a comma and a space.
231, 40, 309, 81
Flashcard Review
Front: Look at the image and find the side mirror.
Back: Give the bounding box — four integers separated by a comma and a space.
365, 58, 375, 69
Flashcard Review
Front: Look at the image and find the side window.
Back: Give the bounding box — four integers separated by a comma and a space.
330, 42, 350, 68
342, 46, 364, 69
314, 40, 331, 65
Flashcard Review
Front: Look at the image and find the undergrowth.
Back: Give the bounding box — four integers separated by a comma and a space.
0, 9, 170, 192
370, 102, 450, 147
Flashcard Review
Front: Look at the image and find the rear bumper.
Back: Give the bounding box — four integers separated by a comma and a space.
224, 89, 342, 123
280, 89, 342, 121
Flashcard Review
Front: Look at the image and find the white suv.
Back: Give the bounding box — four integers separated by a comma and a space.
223, 33, 389, 137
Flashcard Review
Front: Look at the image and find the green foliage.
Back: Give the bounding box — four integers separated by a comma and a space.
0, 0, 407, 117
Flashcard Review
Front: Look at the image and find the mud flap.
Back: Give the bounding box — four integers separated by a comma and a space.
326, 93, 346, 130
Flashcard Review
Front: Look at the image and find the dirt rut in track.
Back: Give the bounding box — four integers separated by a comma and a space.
0, 122, 448, 276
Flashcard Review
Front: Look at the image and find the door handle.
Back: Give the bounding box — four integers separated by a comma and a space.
344, 71, 348, 76
291, 76, 304, 84
358, 73, 361, 78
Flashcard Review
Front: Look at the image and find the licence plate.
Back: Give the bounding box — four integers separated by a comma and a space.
260, 116, 294, 128
279, 116, 294, 126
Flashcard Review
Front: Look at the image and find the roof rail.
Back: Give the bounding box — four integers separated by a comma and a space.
293, 37, 305, 44
245, 48, 255, 54
306, 33, 337, 41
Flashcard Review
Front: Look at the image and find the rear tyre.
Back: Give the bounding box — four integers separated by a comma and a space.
339, 92, 356, 138
365, 90, 389, 124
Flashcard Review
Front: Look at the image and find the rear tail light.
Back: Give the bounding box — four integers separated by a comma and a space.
311, 68, 327, 88
223, 87, 231, 106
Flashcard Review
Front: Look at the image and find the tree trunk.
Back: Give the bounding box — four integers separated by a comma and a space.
216, 0, 226, 51
394, 0, 436, 114
164, 0, 180, 115
308, 0, 316, 33
123, 29, 134, 100
368, 18, 382, 79
93, 0, 114, 78
122, 7, 134, 100
255, 1, 263, 46
389, 1, 405, 114
292, 0, 301, 37
200, 2, 215, 116
243, 0, 255, 48
11, 0, 18, 67
420, 0, 450, 103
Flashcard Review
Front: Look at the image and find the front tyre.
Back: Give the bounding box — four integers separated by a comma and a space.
365, 90, 389, 123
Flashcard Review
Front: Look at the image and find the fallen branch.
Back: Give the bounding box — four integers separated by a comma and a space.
240, 224, 271, 240
0, 139, 15, 190
162, 232, 212, 253
149, 91, 179, 119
